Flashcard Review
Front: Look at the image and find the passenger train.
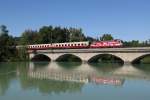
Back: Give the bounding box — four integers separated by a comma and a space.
27, 39, 123, 50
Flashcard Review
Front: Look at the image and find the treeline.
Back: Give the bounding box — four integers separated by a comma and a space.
0, 25, 150, 62
19, 26, 94, 45
123, 40, 150, 47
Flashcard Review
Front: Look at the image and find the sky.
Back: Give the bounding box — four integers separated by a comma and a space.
0, 0, 150, 41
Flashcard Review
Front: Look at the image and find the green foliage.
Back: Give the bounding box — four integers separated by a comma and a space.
123, 40, 150, 47
100, 34, 114, 41
56, 54, 82, 62
38, 26, 53, 43
85, 36, 96, 43
20, 30, 39, 45
0, 25, 28, 62
0, 25, 16, 61
17, 47, 28, 61
0, 25, 8, 35
140, 56, 150, 64
20, 26, 86, 45
68, 28, 85, 42
123, 40, 139, 47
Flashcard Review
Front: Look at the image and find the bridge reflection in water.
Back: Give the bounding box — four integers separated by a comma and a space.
27, 62, 150, 87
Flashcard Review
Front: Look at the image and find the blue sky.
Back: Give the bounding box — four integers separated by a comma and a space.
0, 0, 150, 41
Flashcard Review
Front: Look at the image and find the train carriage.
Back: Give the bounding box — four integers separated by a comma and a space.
52, 41, 89, 49
28, 41, 89, 50
27, 40, 122, 50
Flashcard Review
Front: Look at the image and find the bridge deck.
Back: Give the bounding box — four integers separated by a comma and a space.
33, 47, 150, 53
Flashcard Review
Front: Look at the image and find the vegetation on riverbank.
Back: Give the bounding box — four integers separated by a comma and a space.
133, 56, 150, 64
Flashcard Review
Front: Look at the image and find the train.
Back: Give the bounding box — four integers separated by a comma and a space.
27, 39, 123, 50
90, 76, 124, 86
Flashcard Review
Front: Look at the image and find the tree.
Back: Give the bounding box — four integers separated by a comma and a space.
100, 34, 114, 41
20, 30, 38, 45
123, 40, 142, 47
85, 36, 96, 43
68, 28, 86, 42
0, 25, 17, 61
0, 25, 8, 35
38, 26, 53, 44
148, 39, 150, 45
52, 27, 66, 43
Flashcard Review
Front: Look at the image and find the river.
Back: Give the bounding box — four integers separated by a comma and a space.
0, 62, 150, 100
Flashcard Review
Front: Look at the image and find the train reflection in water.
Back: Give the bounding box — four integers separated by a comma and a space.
28, 71, 89, 83
90, 76, 124, 86
28, 62, 124, 86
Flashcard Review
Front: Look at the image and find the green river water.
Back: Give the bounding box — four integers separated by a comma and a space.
0, 62, 150, 100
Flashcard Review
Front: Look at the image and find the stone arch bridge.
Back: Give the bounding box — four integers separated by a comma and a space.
29, 47, 150, 64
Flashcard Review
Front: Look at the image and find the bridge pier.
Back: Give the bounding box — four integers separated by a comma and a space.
123, 62, 132, 66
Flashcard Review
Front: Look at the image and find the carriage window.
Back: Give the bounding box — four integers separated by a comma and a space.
78, 44, 80, 46
71, 44, 73, 46
74, 44, 76, 46
65, 44, 67, 46
68, 44, 70, 46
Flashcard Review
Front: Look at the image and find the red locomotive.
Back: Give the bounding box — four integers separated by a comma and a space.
90, 39, 122, 48
27, 39, 123, 50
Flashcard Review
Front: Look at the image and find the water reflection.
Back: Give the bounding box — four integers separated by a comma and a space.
89, 75, 125, 86
0, 62, 150, 95
89, 62, 122, 74
0, 62, 18, 95
134, 64, 150, 71
56, 62, 82, 69
28, 62, 123, 85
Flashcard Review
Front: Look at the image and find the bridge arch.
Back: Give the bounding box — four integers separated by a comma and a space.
55, 54, 82, 62
88, 53, 124, 64
132, 53, 150, 64
31, 54, 51, 62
